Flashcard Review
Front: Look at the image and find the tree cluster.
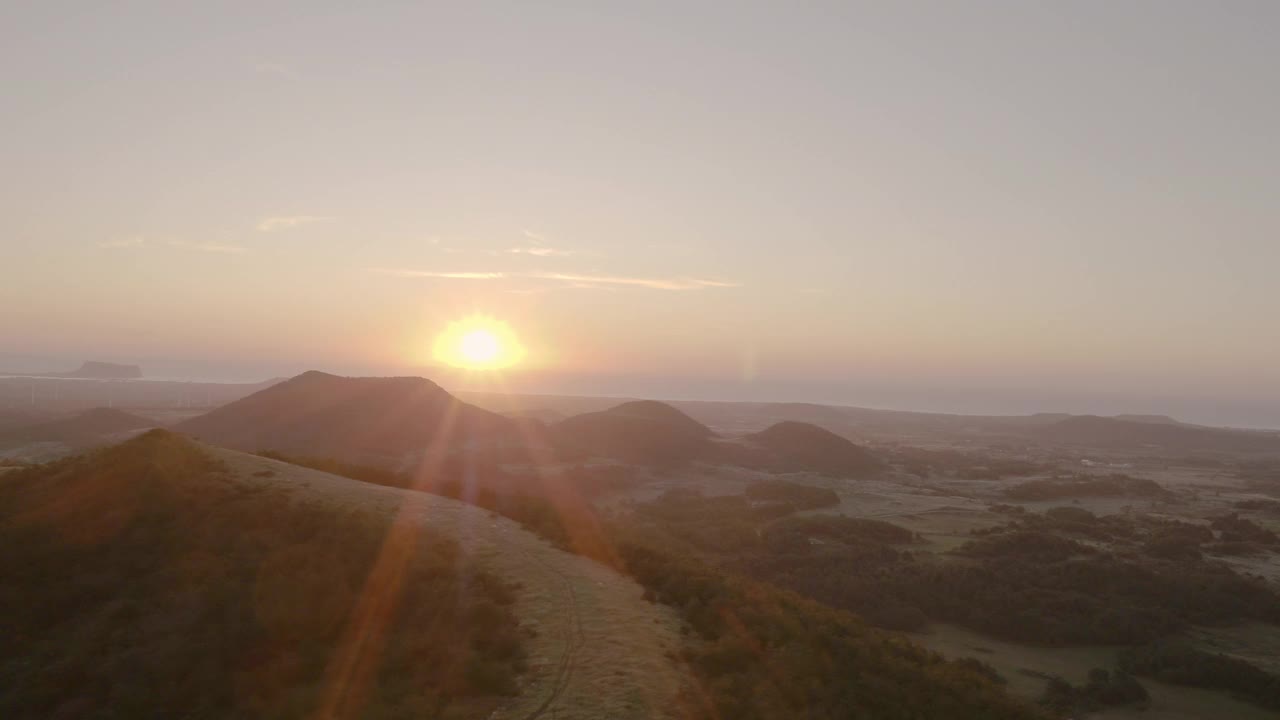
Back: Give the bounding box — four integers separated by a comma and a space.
1038, 668, 1149, 715
1119, 642, 1280, 711
1004, 473, 1169, 501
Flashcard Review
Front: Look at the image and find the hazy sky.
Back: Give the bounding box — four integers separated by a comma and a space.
4, 2, 1279, 425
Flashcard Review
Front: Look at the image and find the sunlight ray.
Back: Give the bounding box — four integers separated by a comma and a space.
314, 401, 462, 719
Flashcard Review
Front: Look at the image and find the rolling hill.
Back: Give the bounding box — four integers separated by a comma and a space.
555, 400, 714, 465
1027, 415, 1280, 454
0, 431, 686, 720
175, 371, 516, 464
461, 391, 1280, 454
744, 420, 885, 476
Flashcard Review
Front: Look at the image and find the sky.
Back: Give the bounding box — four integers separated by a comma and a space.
3, 2, 1279, 426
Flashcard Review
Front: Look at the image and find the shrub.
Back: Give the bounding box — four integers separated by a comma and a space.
744, 479, 839, 510
1120, 642, 1280, 711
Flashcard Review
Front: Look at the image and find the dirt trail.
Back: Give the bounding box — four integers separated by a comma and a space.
216, 447, 687, 720
512, 548, 585, 720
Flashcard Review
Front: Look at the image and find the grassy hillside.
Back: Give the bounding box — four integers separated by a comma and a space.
0, 431, 525, 719
262, 450, 1047, 720
236, 450, 688, 720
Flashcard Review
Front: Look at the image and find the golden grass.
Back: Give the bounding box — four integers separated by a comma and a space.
218, 447, 688, 720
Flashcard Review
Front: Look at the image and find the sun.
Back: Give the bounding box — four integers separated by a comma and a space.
433, 315, 525, 370
459, 328, 500, 364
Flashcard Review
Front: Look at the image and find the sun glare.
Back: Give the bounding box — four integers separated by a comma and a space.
433, 315, 525, 370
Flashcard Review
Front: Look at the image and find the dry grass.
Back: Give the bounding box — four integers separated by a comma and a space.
216, 447, 688, 720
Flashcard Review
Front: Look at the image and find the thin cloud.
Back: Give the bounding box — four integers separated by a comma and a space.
532, 272, 735, 290
369, 268, 736, 290
371, 269, 508, 280
507, 246, 573, 257
98, 236, 147, 249
257, 215, 332, 232
97, 236, 246, 253
169, 240, 249, 254
508, 228, 574, 257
